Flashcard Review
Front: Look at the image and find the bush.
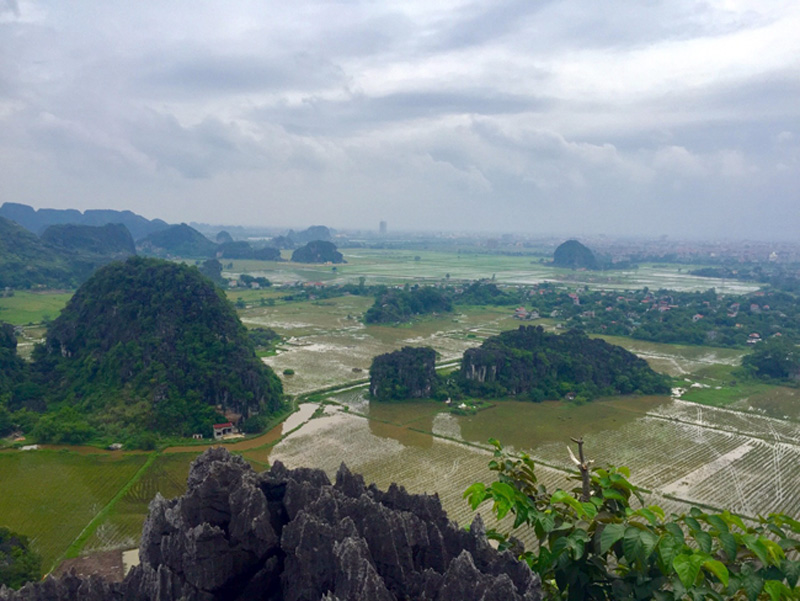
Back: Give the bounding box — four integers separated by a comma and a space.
241, 414, 269, 434
283, 368, 295, 376
0, 528, 42, 589
466, 439, 800, 600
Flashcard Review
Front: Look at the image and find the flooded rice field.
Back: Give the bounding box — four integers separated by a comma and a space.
244, 387, 800, 541
249, 301, 519, 394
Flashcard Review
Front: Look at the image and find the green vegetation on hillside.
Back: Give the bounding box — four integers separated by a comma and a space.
291, 240, 345, 264
28, 257, 284, 442
0, 216, 75, 288
217, 241, 281, 261
369, 346, 438, 401
459, 326, 670, 402
40, 223, 135, 257
553, 239, 598, 270
137, 223, 217, 258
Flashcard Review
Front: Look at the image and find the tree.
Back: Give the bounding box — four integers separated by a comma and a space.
465, 440, 800, 600
0, 528, 42, 590
742, 337, 800, 381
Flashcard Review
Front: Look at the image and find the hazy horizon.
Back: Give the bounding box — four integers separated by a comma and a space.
1, 1, 798, 240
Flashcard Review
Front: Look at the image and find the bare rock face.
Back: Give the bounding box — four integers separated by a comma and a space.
1, 448, 541, 601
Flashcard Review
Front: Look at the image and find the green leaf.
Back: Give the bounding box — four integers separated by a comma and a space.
463, 482, 487, 510
665, 522, 685, 543
623, 526, 659, 564
721, 510, 748, 533
600, 523, 626, 554
685, 516, 702, 533
673, 553, 704, 589
602, 488, 627, 502
762, 538, 785, 566
763, 580, 791, 601
742, 534, 769, 566
718, 531, 738, 562
693, 530, 712, 554
702, 559, 729, 587
631, 507, 659, 525
658, 534, 682, 573
782, 558, 800, 588
705, 514, 729, 534
550, 489, 585, 517
580, 502, 598, 519
739, 569, 764, 601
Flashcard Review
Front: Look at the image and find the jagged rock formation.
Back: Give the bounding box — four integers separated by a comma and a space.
1, 448, 542, 601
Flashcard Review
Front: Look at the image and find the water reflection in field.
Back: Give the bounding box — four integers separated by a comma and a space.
253, 390, 800, 526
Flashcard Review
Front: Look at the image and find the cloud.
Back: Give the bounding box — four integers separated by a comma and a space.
0, 0, 797, 239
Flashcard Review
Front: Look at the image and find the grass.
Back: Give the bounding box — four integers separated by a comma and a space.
0, 290, 73, 325
0, 450, 148, 571
82, 453, 198, 555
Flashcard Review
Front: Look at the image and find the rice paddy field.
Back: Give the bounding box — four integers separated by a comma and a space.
225, 249, 760, 293
0, 451, 149, 570
0, 248, 794, 576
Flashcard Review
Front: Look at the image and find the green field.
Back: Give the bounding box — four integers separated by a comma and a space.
0, 451, 148, 570
0, 291, 73, 325
82, 453, 199, 555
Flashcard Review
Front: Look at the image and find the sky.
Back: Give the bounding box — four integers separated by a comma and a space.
0, 0, 798, 239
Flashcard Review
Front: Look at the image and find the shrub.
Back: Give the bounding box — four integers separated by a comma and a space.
465, 439, 800, 600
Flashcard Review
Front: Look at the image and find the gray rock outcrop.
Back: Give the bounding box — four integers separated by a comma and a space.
1, 448, 541, 601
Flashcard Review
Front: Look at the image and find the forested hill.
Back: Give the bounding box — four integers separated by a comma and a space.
40, 223, 135, 257
0, 202, 168, 240
33, 257, 283, 440
460, 326, 670, 402
290, 240, 344, 263
0, 216, 75, 288
553, 239, 598, 270
136, 223, 218, 258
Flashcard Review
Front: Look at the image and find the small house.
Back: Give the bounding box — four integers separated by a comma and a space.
213, 422, 235, 440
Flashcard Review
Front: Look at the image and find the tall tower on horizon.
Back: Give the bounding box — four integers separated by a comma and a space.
379, 220, 387, 235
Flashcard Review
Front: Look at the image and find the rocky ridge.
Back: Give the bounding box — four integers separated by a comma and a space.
1, 448, 542, 601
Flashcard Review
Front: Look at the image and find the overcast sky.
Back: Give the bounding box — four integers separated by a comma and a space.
1, 0, 798, 239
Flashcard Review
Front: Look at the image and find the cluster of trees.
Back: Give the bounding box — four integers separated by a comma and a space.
514, 285, 800, 348
741, 336, 800, 382
0, 528, 42, 590
364, 285, 452, 324
466, 440, 800, 600
459, 326, 670, 402
369, 347, 438, 401
1, 257, 285, 446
